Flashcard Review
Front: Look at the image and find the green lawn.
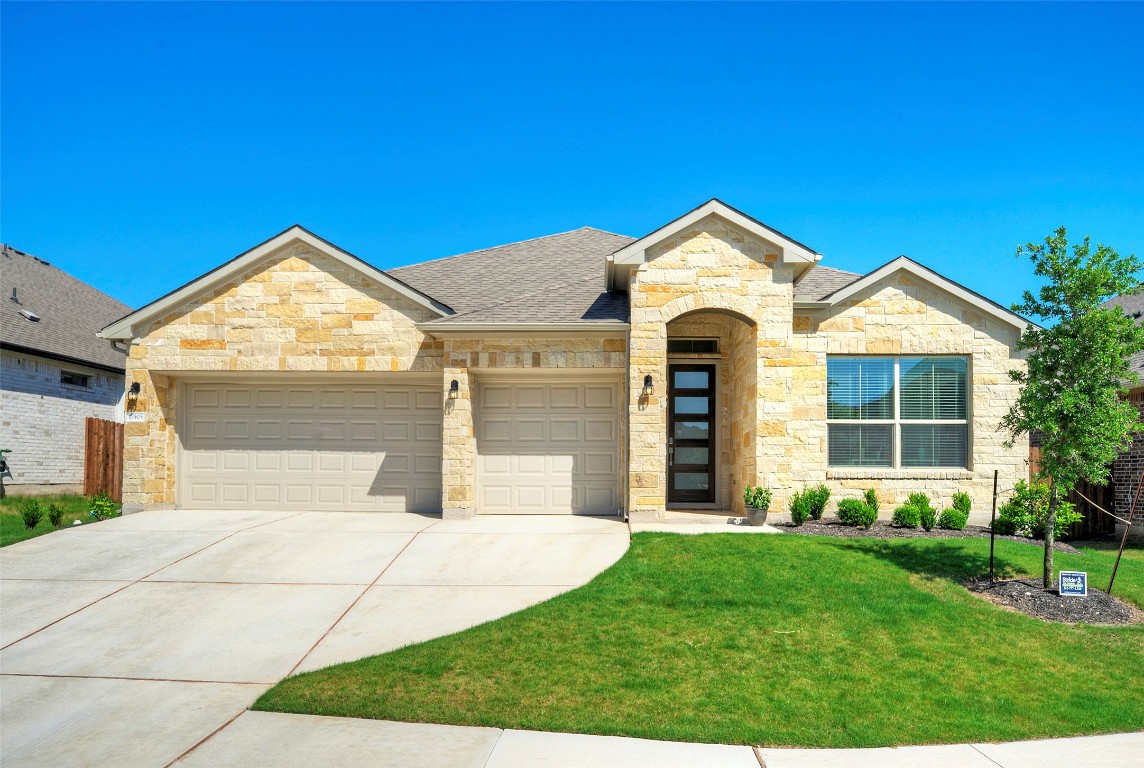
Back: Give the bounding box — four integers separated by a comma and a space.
0, 494, 91, 546
255, 534, 1144, 748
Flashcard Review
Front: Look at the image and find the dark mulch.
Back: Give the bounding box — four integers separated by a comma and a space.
774, 519, 1082, 554
966, 577, 1140, 625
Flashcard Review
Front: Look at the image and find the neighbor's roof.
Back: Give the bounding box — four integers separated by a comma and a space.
1102, 286, 1144, 384
1, 244, 131, 371
792, 265, 861, 300
392, 227, 635, 322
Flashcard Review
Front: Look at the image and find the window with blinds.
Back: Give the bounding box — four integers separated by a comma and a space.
827, 356, 969, 468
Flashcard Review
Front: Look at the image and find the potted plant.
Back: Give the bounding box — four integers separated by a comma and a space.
743, 485, 772, 526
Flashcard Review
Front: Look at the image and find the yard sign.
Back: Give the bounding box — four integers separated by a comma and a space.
1059, 571, 1087, 597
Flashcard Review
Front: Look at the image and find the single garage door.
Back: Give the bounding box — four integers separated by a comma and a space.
180, 381, 441, 511
476, 380, 621, 514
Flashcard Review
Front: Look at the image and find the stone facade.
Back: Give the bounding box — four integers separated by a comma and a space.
0, 351, 123, 491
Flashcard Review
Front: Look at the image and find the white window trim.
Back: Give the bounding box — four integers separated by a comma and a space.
827, 356, 970, 470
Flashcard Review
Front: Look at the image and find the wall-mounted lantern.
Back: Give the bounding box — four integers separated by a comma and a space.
127, 381, 141, 406
448, 379, 460, 400
642, 374, 654, 398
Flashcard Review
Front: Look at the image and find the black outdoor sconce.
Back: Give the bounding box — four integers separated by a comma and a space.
448, 379, 459, 400
642, 374, 654, 397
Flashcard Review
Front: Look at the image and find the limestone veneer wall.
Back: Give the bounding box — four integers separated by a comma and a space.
628, 214, 794, 516
440, 336, 626, 519
787, 273, 1028, 523
123, 242, 443, 508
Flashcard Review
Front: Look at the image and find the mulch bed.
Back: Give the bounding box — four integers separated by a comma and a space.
966, 577, 1140, 625
774, 519, 1083, 554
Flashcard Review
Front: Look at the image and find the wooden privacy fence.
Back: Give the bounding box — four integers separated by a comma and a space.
84, 417, 123, 502
1029, 446, 1117, 539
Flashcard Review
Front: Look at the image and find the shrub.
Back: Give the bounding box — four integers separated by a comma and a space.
938, 507, 969, 530
996, 480, 1081, 540
47, 503, 65, 528
805, 484, 831, 520
20, 499, 43, 530
891, 503, 921, 528
743, 485, 772, 511
837, 498, 876, 528
863, 488, 879, 517
920, 504, 937, 531
88, 491, 120, 521
951, 491, 972, 515
789, 490, 811, 526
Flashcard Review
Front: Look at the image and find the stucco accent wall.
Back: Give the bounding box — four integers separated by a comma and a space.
123, 242, 444, 508
789, 273, 1028, 522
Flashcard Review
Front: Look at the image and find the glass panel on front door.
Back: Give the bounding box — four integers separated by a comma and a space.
668, 364, 715, 504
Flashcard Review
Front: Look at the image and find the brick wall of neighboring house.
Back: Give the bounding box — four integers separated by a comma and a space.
1110, 389, 1144, 541
0, 350, 123, 490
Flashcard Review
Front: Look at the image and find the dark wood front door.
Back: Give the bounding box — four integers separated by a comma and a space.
668, 364, 715, 504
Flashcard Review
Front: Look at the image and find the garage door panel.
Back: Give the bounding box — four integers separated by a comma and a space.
181, 382, 441, 512
477, 381, 619, 515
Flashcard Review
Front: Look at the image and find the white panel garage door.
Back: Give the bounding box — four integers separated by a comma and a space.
476, 380, 620, 515
180, 381, 441, 512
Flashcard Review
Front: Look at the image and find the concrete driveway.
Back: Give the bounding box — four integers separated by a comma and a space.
0, 510, 629, 767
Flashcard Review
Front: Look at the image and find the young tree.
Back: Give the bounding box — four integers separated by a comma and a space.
1002, 228, 1144, 588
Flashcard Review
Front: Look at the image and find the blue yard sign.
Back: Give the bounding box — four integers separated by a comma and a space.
1059, 571, 1088, 597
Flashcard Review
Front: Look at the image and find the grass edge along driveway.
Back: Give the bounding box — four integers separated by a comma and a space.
255, 534, 1144, 748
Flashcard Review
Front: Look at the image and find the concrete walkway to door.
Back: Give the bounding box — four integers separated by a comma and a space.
0, 510, 629, 767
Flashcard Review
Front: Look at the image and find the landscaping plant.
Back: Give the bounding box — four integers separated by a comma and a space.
837, 498, 876, 528
1001, 227, 1144, 587
805, 484, 831, 520
939, 492, 972, 530
788, 490, 811, 526
19, 499, 43, 530
743, 485, 771, 511
996, 479, 1081, 540
88, 491, 120, 521
892, 492, 933, 528
47, 503, 64, 528
863, 488, 879, 518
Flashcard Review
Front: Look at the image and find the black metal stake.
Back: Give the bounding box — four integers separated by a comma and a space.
989, 469, 999, 582
1108, 470, 1142, 596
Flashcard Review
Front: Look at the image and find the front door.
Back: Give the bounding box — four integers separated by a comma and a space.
667, 364, 715, 504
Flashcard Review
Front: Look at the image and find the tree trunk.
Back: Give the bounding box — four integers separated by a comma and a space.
1044, 484, 1059, 589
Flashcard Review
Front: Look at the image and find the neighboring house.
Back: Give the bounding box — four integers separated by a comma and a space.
99, 200, 1031, 521
1, 244, 131, 494
1103, 288, 1144, 540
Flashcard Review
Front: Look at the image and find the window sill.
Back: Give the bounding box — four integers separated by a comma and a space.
827, 469, 974, 481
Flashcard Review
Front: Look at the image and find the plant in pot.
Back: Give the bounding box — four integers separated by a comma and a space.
743, 485, 772, 526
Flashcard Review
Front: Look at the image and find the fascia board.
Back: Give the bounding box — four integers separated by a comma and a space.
820, 257, 1037, 332
98, 226, 451, 340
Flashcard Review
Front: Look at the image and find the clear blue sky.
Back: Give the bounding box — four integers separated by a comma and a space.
2, 2, 1141, 312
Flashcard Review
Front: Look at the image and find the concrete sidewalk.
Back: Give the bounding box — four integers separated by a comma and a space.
175, 711, 1143, 767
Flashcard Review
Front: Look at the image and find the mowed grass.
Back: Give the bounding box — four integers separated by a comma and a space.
255, 534, 1144, 747
0, 494, 90, 547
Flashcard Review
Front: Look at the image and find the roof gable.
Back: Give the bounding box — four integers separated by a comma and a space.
1, 244, 131, 371
813, 256, 1035, 332
98, 226, 451, 340
610, 199, 822, 267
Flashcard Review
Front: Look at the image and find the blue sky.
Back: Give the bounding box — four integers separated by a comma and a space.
2, 2, 1141, 313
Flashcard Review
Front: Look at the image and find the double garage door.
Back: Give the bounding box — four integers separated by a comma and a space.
180, 381, 442, 512
179, 377, 622, 515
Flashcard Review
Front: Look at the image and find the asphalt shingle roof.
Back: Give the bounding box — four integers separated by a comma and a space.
793, 265, 862, 300
1102, 286, 1144, 383
1, 244, 131, 371
390, 227, 635, 321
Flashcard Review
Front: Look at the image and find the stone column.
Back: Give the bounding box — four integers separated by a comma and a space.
627, 319, 668, 516
441, 344, 476, 519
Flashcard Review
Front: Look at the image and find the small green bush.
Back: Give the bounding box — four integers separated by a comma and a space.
996, 480, 1081, 539
789, 490, 811, 526
805, 484, 831, 521
47, 503, 64, 528
863, 488, 879, 517
20, 499, 43, 529
951, 491, 972, 515
837, 498, 876, 528
920, 504, 937, 531
938, 507, 969, 530
88, 491, 120, 521
891, 503, 921, 528
743, 485, 771, 511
